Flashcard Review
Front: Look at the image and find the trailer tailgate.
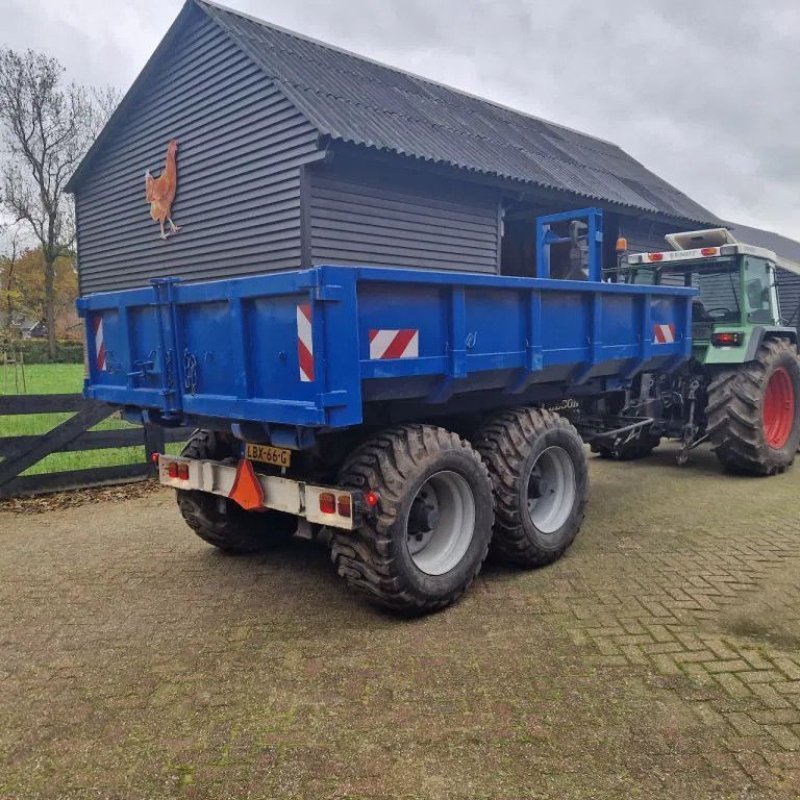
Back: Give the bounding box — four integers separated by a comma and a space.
77, 269, 363, 428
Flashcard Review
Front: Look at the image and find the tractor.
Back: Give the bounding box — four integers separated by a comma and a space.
583, 228, 800, 475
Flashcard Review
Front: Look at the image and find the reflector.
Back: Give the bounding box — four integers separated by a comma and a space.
337, 494, 352, 518
319, 492, 336, 514
228, 459, 265, 510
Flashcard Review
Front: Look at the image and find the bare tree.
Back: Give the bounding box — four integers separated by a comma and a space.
0, 221, 25, 330
0, 48, 118, 358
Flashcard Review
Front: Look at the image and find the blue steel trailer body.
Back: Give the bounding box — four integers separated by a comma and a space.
74, 209, 701, 613
78, 262, 695, 441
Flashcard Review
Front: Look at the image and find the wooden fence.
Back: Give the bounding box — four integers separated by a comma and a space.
0, 393, 191, 499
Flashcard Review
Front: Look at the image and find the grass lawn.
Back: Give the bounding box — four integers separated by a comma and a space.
0, 362, 85, 396
0, 362, 184, 476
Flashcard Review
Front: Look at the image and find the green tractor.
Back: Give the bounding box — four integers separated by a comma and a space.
585, 228, 800, 475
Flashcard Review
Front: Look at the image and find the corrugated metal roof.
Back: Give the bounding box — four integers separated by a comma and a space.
196, 0, 719, 225
726, 220, 800, 271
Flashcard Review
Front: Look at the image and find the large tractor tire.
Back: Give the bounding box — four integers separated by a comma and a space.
474, 407, 588, 567
706, 337, 800, 476
176, 429, 296, 553
330, 424, 494, 614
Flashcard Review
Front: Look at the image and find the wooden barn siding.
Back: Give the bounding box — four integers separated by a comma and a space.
74, 5, 320, 294
777, 271, 800, 328
621, 218, 677, 254
307, 161, 501, 273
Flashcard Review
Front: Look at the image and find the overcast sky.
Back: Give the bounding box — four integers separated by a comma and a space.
2, 0, 798, 239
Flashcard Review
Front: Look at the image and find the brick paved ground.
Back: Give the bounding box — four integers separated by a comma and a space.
2, 443, 800, 799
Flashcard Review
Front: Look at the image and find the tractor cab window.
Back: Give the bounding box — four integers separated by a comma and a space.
648, 260, 742, 324
743, 257, 775, 324
691, 268, 742, 324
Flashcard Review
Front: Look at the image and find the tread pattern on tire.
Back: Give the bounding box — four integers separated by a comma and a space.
474, 407, 587, 566
177, 429, 294, 553
706, 337, 800, 476
330, 424, 493, 613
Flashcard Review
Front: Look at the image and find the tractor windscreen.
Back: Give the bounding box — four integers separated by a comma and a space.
656, 262, 742, 325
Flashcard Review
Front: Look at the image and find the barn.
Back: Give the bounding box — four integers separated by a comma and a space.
67, 0, 725, 295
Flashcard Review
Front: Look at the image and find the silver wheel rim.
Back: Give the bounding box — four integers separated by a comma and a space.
405, 470, 476, 576
526, 446, 576, 534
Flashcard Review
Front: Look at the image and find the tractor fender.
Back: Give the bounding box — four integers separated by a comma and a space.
744, 326, 798, 361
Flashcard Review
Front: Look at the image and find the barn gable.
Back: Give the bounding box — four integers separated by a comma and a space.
70, 2, 320, 293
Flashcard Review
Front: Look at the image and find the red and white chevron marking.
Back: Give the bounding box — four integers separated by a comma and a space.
653, 323, 676, 344
93, 315, 107, 371
368, 329, 419, 360
296, 303, 314, 382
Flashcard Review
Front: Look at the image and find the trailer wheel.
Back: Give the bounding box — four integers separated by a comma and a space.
706, 338, 800, 476
475, 408, 588, 567
330, 425, 494, 614
176, 430, 296, 553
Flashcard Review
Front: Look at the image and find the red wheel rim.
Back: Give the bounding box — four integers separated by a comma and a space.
763, 367, 795, 449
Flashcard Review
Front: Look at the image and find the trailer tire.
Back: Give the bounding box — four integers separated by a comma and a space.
330, 425, 494, 614
176, 430, 296, 553
706, 338, 800, 476
475, 408, 588, 567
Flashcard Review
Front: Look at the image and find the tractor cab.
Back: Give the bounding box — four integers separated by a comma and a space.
622, 228, 784, 365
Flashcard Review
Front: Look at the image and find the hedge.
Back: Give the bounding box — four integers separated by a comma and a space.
1, 339, 84, 364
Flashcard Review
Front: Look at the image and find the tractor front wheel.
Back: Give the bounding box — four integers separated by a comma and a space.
706, 338, 800, 476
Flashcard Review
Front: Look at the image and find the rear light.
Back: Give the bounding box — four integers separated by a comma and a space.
712, 332, 744, 347
337, 494, 352, 518
319, 492, 336, 514
150, 452, 160, 464
167, 461, 189, 480
648, 252, 664, 262
365, 491, 379, 508
701, 247, 719, 256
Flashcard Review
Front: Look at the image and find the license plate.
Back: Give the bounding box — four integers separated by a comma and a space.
245, 443, 292, 468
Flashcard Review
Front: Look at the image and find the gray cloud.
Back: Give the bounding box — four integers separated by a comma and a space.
1, 0, 798, 238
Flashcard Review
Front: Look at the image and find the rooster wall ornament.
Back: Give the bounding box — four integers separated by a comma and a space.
145, 139, 180, 240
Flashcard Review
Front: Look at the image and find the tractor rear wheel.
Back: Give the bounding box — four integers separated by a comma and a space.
706, 338, 800, 476
330, 424, 494, 614
474, 407, 588, 567
176, 429, 296, 553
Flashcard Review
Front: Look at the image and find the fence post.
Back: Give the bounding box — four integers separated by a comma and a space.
143, 424, 166, 473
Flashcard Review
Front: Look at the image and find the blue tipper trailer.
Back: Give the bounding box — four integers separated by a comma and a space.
78, 209, 695, 613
